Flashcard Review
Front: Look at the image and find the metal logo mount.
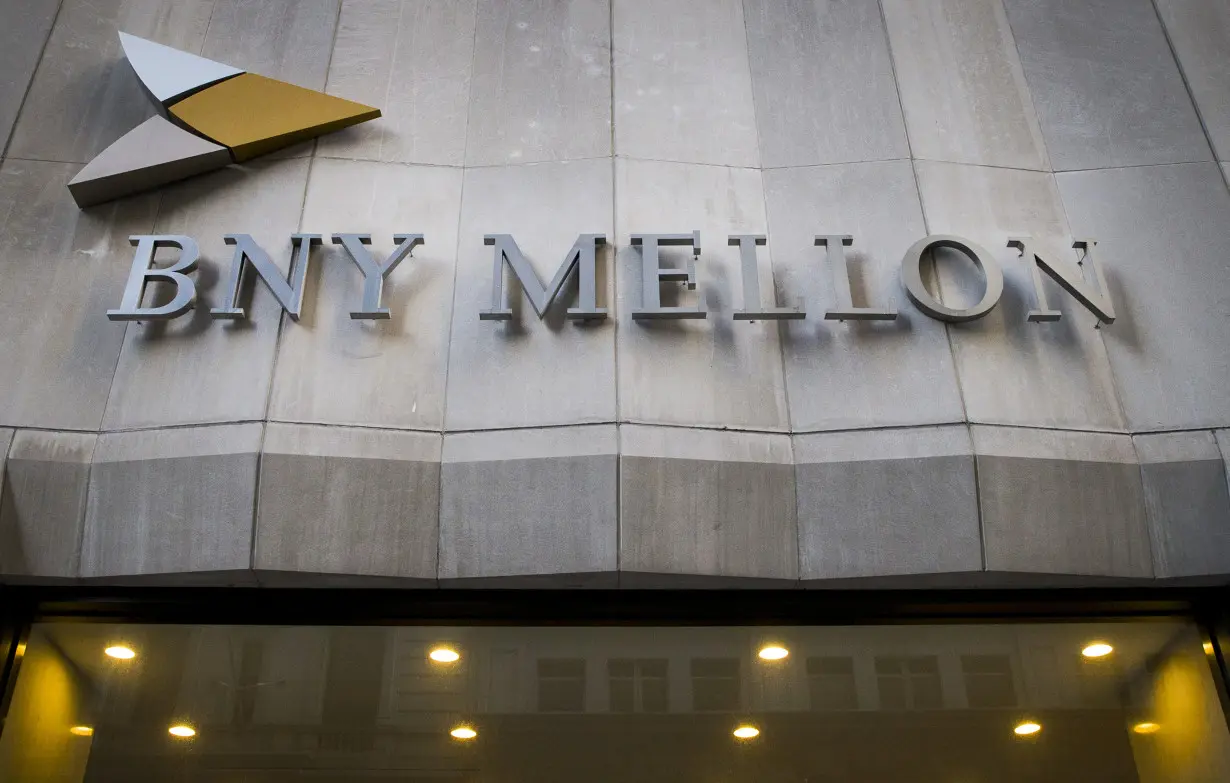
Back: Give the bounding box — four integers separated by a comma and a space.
68, 33, 380, 208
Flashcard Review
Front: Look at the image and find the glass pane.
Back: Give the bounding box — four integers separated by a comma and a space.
2, 621, 1228, 782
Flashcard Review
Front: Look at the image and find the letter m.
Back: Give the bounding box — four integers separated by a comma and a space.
480, 234, 607, 321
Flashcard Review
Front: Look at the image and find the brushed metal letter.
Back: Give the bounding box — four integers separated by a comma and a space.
480, 234, 607, 321
630, 231, 705, 320
211, 233, 322, 321
816, 234, 897, 321
901, 234, 1003, 323
332, 233, 424, 320
107, 235, 200, 321
731, 234, 804, 321
1008, 236, 1115, 325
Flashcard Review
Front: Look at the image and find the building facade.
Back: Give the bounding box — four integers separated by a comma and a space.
2, 0, 1230, 779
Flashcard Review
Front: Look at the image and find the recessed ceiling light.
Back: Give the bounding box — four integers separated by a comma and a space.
69, 726, 94, 737
733, 725, 760, 739
104, 645, 136, 660
168, 724, 196, 738
1133, 722, 1160, 734
430, 647, 461, 663
1014, 721, 1042, 737
450, 726, 477, 740
1081, 642, 1113, 659
758, 645, 789, 661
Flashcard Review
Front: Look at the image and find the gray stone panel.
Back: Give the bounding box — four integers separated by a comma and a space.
255, 423, 440, 581
81, 424, 261, 580
199, 0, 339, 90
743, 0, 908, 167
7, 0, 214, 164
103, 157, 310, 429
1055, 163, 1230, 431
269, 159, 462, 430
0, 431, 95, 581
1219, 430, 1230, 494
880, 0, 1048, 170
0, 160, 157, 430
439, 426, 617, 584
615, 159, 788, 430
1135, 431, 1230, 579
0, 0, 58, 155
464, 0, 611, 166
1155, 0, 1230, 161
763, 161, 964, 431
444, 159, 615, 430
915, 161, 1125, 431
317, 0, 477, 165
619, 426, 797, 582
1002, 0, 1211, 170
795, 427, 980, 581
612, 0, 758, 166
973, 426, 1152, 578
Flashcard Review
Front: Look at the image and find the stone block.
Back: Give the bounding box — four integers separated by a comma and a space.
0, 431, 95, 581
439, 426, 617, 585
1153, 0, 1230, 161
0, 0, 58, 154
200, 0, 340, 90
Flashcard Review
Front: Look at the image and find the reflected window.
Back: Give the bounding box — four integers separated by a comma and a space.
691, 658, 740, 711
961, 654, 1016, 708
537, 658, 585, 712
609, 659, 668, 712
875, 655, 942, 709
807, 656, 858, 711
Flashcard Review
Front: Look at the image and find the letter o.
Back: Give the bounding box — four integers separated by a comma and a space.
901, 234, 1004, 323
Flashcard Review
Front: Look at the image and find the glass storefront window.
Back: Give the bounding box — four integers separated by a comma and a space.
1, 620, 1228, 781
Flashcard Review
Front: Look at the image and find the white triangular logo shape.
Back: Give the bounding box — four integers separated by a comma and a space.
119, 32, 243, 106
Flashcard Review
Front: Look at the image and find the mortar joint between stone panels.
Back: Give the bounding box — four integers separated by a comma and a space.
0, 0, 62, 163
1148, 0, 1219, 165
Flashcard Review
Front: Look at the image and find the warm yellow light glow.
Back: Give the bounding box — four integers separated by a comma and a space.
168, 725, 196, 738
104, 645, 136, 660
1133, 722, 1161, 735
1204, 641, 1215, 655
733, 725, 760, 739
429, 647, 461, 663
450, 726, 477, 740
758, 645, 789, 661
69, 726, 94, 737
1082, 642, 1114, 658
1014, 721, 1042, 736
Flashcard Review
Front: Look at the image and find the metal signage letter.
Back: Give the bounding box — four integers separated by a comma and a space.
816, 235, 897, 321
1008, 237, 1115, 325
630, 231, 705, 320
332, 233, 424, 320
107, 235, 201, 321
901, 235, 1003, 323
480, 234, 607, 321
730, 235, 803, 320
211, 233, 322, 321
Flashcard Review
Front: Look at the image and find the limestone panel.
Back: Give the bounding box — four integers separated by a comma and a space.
620, 425, 797, 583
465, 0, 611, 165
612, 0, 758, 166
81, 424, 261, 580
974, 426, 1152, 578
881, 0, 1048, 170
0, 431, 95, 581
103, 157, 310, 429
1056, 163, 1230, 431
795, 426, 980, 581
439, 426, 617, 585
317, 0, 477, 165
256, 423, 440, 581
199, 0, 340, 90
444, 159, 616, 430
269, 159, 462, 429
7, 0, 215, 164
1001, 0, 1211, 170
0, 160, 158, 430
0, 0, 58, 155
763, 161, 963, 431
915, 161, 1125, 431
616, 159, 788, 430
1135, 431, 1230, 579
743, 0, 908, 167
1156, 0, 1230, 161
